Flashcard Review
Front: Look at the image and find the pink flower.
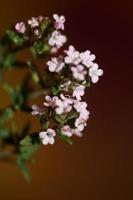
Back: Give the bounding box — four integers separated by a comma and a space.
53, 14, 65, 30
72, 129, 83, 137
15, 22, 26, 34
61, 125, 72, 137
44, 96, 59, 108
89, 63, 103, 83
55, 94, 73, 114
75, 118, 86, 131
48, 31, 67, 48
71, 65, 87, 81
28, 17, 39, 28
80, 50, 96, 68
73, 100, 87, 113
39, 129, 56, 145
64, 45, 81, 65
73, 85, 85, 100
47, 57, 64, 72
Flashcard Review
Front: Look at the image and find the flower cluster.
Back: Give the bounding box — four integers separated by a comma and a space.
15, 14, 67, 51
30, 14, 103, 146
47, 45, 103, 83
0, 13, 103, 181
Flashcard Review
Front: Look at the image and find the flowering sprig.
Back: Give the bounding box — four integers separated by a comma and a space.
0, 14, 103, 181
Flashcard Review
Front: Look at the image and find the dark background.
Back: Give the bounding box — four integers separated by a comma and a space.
0, 0, 133, 199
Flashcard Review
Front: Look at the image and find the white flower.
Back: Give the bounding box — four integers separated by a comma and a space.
47, 57, 64, 72
28, 17, 39, 28
79, 109, 90, 121
48, 31, 67, 48
64, 45, 81, 65
61, 125, 72, 137
55, 94, 73, 114
73, 100, 87, 113
89, 63, 103, 83
31, 105, 45, 116
39, 129, 56, 145
74, 106, 89, 131
53, 14, 65, 30
80, 50, 96, 68
72, 128, 83, 137
71, 64, 87, 81
44, 96, 59, 108
73, 85, 85, 100
75, 118, 86, 131
15, 22, 26, 34
44, 94, 73, 115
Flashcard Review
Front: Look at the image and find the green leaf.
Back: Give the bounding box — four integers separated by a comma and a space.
67, 111, 79, 121
33, 40, 45, 55
3, 84, 24, 109
19, 135, 40, 160
40, 18, 51, 33
54, 114, 67, 124
0, 128, 10, 139
0, 108, 14, 125
3, 53, 16, 67
20, 136, 32, 146
6, 30, 25, 45
33, 40, 50, 56
17, 157, 31, 182
52, 85, 60, 95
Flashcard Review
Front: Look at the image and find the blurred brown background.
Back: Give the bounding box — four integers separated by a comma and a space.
0, 0, 133, 199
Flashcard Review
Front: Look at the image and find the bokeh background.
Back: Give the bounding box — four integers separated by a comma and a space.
0, 0, 133, 199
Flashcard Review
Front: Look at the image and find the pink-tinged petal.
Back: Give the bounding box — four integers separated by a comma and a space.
92, 63, 98, 70
39, 131, 46, 138
42, 138, 49, 145
49, 137, 55, 145
92, 75, 99, 83
53, 14, 59, 21
15, 22, 26, 34
97, 69, 103, 76
90, 54, 96, 61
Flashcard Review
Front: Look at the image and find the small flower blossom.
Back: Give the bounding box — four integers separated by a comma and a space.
72, 128, 83, 137
44, 94, 73, 115
73, 100, 88, 113
31, 105, 45, 116
53, 14, 65, 30
28, 17, 39, 28
73, 85, 85, 100
55, 94, 73, 114
71, 64, 87, 81
48, 31, 67, 48
89, 63, 103, 83
15, 22, 26, 34
44, 96, 59, 107
80, 50, 96, 68
39, 129, 56, 145
47, 57, 64, 72
61, 125, 72, 137
64, 45, 81, 65
75, 118, 86, 131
